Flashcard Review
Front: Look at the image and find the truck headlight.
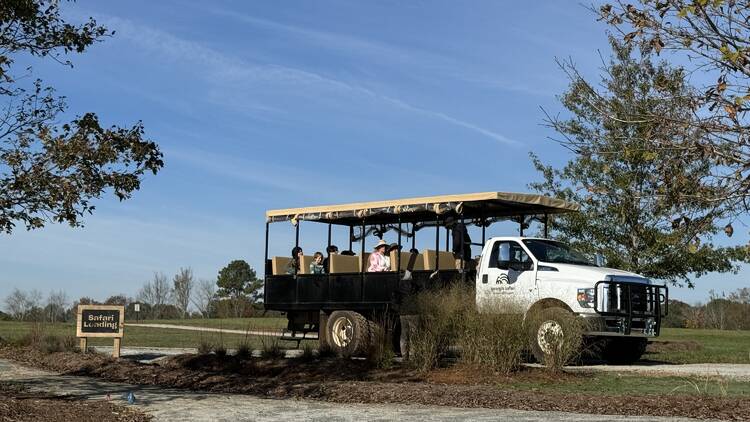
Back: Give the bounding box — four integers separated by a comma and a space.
577, 288, 595, 308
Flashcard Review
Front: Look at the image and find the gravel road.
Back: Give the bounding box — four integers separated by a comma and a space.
0, 359, 714, 422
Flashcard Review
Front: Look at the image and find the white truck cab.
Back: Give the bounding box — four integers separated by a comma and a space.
476, 236, 667, 363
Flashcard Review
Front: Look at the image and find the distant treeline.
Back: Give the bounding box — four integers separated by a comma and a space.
664, 288, 750, 330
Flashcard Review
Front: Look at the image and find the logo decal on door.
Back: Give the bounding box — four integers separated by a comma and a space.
496, 274, 509, 284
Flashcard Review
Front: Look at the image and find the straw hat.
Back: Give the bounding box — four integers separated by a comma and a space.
373, 240, 388, 250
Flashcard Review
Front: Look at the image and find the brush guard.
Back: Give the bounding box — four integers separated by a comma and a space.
593, 279, 668, 336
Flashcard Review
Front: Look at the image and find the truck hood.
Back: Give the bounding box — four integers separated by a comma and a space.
540, 262, 651, 284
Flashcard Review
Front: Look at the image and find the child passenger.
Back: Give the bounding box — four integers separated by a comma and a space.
310, 251, 325, 274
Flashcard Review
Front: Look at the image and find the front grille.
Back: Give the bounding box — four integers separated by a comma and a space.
595, 280, 668, 335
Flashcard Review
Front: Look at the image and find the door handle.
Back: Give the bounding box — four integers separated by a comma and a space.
481, 274, 488, 284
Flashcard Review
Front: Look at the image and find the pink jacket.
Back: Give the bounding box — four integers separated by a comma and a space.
368, 252, 388, 272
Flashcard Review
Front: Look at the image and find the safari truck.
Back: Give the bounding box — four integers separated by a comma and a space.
263, 192, 668, 364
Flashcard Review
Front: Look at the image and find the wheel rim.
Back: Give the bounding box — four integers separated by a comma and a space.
331, 316, 354, 348
537, 320, 564, 355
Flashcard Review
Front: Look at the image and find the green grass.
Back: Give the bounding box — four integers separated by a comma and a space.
647, 328, 750, 364
509, 372, 750, 397
134, 317, 287, 331
0, 319, 303, 350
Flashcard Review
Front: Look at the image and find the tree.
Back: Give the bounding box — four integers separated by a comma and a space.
138, 272, 171, 319
216, 260, 262, 317
45, 289, 68, 323
4, 288, 41, 320
0, 0, 163, 234
598, 1, 750, 212
191, 278, 216, 318
532, 38, 748, 287
172, 267, 193, 319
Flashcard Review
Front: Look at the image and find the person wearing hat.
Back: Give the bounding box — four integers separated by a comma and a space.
367, 240, 390, 272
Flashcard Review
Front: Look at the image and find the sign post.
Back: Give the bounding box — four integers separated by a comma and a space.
76, 305, 125, 358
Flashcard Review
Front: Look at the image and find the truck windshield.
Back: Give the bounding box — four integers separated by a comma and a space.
521, 239, 595, 266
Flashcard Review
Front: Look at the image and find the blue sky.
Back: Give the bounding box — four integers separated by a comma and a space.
0, 0, 747, 306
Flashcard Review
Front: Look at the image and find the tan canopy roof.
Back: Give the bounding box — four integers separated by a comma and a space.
266, 191, 579, 225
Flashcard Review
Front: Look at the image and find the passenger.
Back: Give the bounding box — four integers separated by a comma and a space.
367, 240, 389, 272
286, 246, 303, 275
340, 250, 356, 256
310, 251, 325, 274
323, 244, 338, 273
446, 216, 471, 262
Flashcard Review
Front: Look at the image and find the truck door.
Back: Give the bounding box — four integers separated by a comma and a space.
477, 240, 538, 310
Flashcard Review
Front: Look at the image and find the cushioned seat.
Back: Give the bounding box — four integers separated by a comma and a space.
423, 249, 458, 270
271, 257, 293, 275
329, 254, 360, 273
359, 252, 371, 272
299, 255, 314, 274
389, 251, 424, 271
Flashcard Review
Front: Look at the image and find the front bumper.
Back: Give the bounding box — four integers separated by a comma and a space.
580, 314, 659, 337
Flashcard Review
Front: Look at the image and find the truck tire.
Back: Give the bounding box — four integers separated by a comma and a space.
327, 311, 371, 356
527, 307, 582, 365
602, 337, 647, 365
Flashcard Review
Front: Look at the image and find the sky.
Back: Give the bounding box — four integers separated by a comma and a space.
0, 0, 747, 307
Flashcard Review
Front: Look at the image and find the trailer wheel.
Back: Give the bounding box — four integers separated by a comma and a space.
527, 307, 582, 365
327, 311, 371, 356
602, 337, 647, 365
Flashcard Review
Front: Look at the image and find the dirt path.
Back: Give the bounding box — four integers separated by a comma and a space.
0, 359, 708, 422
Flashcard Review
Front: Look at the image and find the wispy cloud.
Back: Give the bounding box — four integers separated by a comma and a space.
103, 16, 518, 145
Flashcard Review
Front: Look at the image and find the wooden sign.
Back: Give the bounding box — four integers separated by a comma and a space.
76, 305, 125, 358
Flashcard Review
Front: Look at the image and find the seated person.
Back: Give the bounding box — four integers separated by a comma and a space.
310, 251, 325, 274
340, 250, 356, 256
367, 240, 389, 272
323, 244, 338, 273
286, 246, 303, 274
384, 243, 401, 269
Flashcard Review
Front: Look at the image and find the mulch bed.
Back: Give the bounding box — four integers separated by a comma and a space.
0, 382, 150, 422
1, 345, 748, 421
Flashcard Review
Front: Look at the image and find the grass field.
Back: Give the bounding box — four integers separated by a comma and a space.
2, 320, 750, 364
0, 318, 299, 349
647, 328, 750, 364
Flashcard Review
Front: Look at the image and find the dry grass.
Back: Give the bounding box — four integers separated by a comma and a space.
403, 285, 528, 374
366, 312, 396, 369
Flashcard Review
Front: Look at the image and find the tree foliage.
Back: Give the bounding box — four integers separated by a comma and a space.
532, 38, 748, 286
599, 0, 750, 212
216, 260, 262, 317
0, 0, 163, 233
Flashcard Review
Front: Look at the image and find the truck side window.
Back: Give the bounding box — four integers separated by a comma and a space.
489, 241, 528, 269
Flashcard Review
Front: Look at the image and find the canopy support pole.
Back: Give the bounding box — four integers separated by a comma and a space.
397, 217, 402, 274
481, 220, 486, 245
263, 222, 269, 303
445, 227, 449, 252
348, 225, 353, 251
543, 213, 549, 238
360, 219, 366, 274
295, 222, 300, 249
327, 223, 332, 250
435, 216, 440, 272
460, 216, 466, 283
519, 216, 524, 237
411, 224, 416, 250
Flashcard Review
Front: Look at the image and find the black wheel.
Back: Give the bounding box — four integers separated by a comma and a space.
327, 311, 371, 356
527, 307, 582, 365
602, 337, 647, 365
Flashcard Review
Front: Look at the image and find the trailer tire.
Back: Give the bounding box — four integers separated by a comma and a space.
527, 307, 582, 365
327, 311, 371, 356
602, 337, 647, 365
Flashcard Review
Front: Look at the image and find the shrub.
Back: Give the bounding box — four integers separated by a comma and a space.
259, 335, 283, 359
41, 334, 62, 353
366, 312, 396, 369
214, 343, 227, 357
458, 299, 527, 374
197, 339, 213, 355
235, 339, 252, 359
300, 342, 315, 362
